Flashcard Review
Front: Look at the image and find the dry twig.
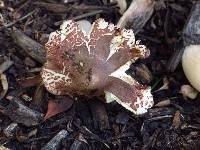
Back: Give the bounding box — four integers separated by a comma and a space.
0, 9, 37, 31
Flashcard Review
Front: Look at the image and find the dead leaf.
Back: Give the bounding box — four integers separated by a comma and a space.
43, 96, 74, 121
18, 75, 42, 88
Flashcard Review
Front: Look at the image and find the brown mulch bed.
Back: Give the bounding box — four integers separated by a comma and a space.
0, 0, 200, 149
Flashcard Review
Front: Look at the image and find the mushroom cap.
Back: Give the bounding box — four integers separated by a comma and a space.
41, 18, 154, 114
182, 45, 200, 92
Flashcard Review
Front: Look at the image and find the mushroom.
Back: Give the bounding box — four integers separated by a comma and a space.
182, 45, 200, 92
41, 18, 154, 115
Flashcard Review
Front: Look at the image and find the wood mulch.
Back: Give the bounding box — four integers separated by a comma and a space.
0, 0, 200, 149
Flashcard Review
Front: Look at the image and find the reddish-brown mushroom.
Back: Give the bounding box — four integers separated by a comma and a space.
41, 18, 153, 115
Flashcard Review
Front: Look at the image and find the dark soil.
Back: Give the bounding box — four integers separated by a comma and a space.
0, 0, 200, 149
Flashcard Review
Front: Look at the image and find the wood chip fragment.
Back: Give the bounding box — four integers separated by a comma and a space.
0, 146, 10, 150
110, 0, 127, 14
70, 135, 86, 150
0, 74, 8, 99
89, 100, 110, 131
33, 84, 45, 107
183, 0, 200, 45
10, 27, 46, 64
155, 99, 171, 107
130, 64, 152, 84
3, 122, 18, 138
167, 48, 184, 72
4, 97, 43, 126
117, 0, 155, 33
41, 130, 69, 150
34, 2, 68, 13
0, 60, 13, 74
172, 110, 181, 129
0, 9, 37, 31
